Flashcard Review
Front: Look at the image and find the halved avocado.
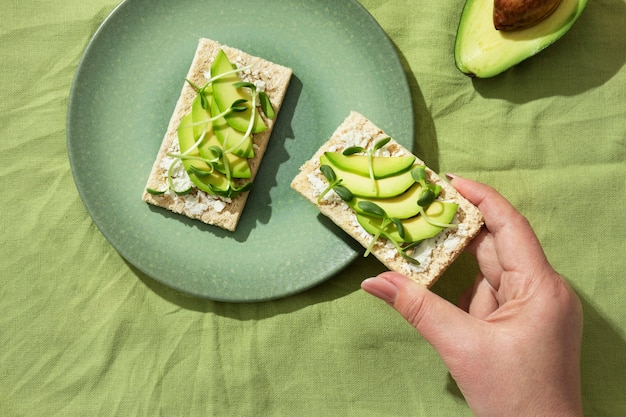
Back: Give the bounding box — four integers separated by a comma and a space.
454, 0, 587, 78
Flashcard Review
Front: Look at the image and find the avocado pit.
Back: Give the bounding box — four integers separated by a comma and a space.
494, 0, 563, 30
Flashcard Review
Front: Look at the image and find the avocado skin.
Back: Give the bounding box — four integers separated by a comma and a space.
454, 0, 587, 78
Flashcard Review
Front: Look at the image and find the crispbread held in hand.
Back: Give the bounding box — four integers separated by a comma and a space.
290, 112, 484, 287
142, 38, 292, 231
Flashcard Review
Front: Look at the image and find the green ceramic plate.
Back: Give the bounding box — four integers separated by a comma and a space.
67, 0, 413, 302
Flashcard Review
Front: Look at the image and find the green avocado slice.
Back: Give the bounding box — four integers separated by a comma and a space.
190, 93, 251, 179
348, 183, 423, 219
357, 201, 459, 243
454, 0, 587, 78
210, 94, 254, 159
177, 113, 229, 195
320, 155, 415, 198
211, 49, 267, 134
323, 152, 416, 179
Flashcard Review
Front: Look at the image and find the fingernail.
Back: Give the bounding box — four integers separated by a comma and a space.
361, 277, 398, 304
445, 173, 459, 181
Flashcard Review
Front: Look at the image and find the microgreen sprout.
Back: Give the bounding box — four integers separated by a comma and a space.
258, 90, 275, 119
145, 188, 166, 196
411, 166, 458, 229
317, 165, 353, 204
358, 201, 420, 265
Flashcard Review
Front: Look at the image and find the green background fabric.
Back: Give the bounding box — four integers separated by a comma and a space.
2, 0, 625, 415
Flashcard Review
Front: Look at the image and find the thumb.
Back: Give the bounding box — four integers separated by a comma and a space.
362, 272, 476, 354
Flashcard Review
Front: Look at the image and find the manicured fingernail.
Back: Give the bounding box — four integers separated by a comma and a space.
361, 277, 398, 304
445, 173, 459, 181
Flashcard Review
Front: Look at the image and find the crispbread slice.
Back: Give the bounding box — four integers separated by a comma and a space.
290, 112, 484, 287
142, 38, 292, 231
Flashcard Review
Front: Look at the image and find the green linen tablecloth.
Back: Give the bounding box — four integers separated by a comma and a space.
2, 0, 625, 415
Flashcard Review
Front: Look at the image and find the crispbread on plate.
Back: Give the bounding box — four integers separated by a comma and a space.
290, 112, 484, 287
142, 38, 292, 231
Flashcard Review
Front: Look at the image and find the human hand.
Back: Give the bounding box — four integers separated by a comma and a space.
361, 175, 583, 417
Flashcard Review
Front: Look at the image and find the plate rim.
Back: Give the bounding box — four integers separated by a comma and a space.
66, 0, 415, 302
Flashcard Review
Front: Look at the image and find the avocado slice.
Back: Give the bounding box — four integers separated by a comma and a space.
210, 94, 254, 159
357, 201, 459, 243
190, 94, 252, 179
348, 183, 423, 219
177, 113, 230, 195
323, 152, 416, 179
320, 155, 415, 198
211, 49, 267, 134
454, 0, 587, 78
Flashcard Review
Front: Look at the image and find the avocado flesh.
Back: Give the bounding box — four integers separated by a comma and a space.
211, 49, 267, 134
357, 202, 459, 243
177, 113, 229, 194
320, 155, 415, 198
210, 95, 254, 159
348, 183, 423, 219
190, 94, 251, 179
455, 0, 587, 78
323, 152, 416, 179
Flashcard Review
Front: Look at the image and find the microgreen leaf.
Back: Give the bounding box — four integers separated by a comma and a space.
320, 164, 337, 183
342, 146, 365, 156
207, 145, 223, 160
402, 240, 422, 251
189, 165, 214, 177
145, 188, 166, 195
411, 165, 427, 183
430, 184, 442, 198
233, 81, 256, 91
358, 201, 386, 218
333, 185, 353, 202
231, 181, 253, 194
373, 137, 391, 152
258, 91, 275, 119
317, 164, 354, 203
185, 78, 202, 91
417, 189, 436, 207
174, 186, 193, 196
390, 217, 405, 240
199, 92, 209, 109
229, 98, 248, 112
399, 249, 421, 265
